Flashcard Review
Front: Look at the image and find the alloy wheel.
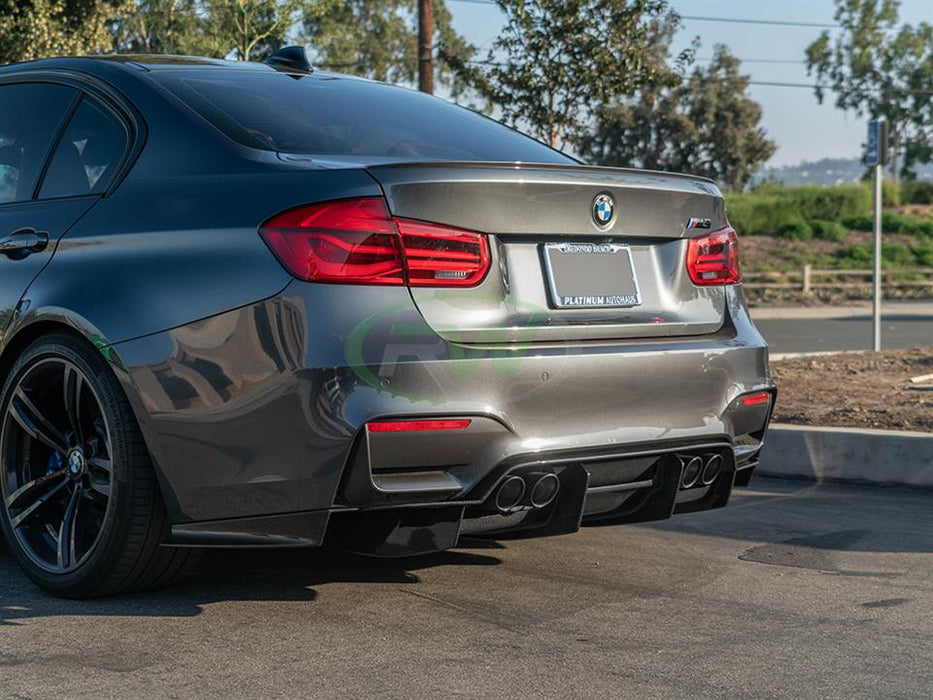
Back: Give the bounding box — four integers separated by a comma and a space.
1, 358, 113, 574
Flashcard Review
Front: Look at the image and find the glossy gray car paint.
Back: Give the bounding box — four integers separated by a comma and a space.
0, 56, 773, 549
371, 163, 727, 343
111, 282, 768, 523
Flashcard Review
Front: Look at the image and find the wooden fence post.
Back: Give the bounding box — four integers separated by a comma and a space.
803, 264, 812, 294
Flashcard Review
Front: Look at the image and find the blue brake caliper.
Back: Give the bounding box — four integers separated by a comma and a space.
47, 451, 62, 475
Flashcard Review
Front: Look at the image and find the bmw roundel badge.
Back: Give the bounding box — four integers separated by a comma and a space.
592, 192, 615, 229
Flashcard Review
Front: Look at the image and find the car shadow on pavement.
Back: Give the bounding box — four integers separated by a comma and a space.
0, 545, 502, 626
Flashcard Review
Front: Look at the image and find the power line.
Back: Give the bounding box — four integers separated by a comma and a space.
679, 15, 839, 29
448, 1, 844, 29
696, 57, 806, 64
746, 80, 933, 95
316, 58, 933, 96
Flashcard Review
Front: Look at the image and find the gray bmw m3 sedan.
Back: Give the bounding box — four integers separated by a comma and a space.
0, 48, 774, 597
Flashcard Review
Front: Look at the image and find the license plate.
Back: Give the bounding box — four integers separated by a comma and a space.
543, 242, 641, 309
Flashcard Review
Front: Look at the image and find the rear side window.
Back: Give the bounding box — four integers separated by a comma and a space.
0, 83, 77, 204
153, 71, 573, 164
40, 97, 128, 199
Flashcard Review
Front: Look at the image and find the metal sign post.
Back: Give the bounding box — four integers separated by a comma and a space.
866, 120, 888, 352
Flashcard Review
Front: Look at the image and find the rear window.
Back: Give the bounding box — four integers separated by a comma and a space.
152, 71, 573, 164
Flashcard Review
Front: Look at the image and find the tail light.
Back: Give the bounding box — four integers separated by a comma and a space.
686, 227, 741, 286
260, 198, 490, 287
395, 219, 489, 287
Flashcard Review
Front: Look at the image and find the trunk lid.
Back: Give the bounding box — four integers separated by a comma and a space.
366, 162, 729, 344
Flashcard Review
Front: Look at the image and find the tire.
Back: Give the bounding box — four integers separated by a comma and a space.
0, 332, 199, 597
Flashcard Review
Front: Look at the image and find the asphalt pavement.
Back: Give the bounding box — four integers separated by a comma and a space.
751, 302, 933, 354
1, 478, 931, 699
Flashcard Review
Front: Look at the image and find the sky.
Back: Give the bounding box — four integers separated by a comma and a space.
446, 0, 933, 167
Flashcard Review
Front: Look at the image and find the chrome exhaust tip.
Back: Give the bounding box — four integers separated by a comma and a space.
529, 473, 560, 509
679, 455, 703, 489
701, 454, 723, 486
494, 475, 526, 512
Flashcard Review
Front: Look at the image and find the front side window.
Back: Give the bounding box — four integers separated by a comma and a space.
39, 97, 128, 200
0, 83, 77, 204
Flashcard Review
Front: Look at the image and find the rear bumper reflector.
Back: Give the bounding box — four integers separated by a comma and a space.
740, 392, 771, 406
367, 419, 473, 433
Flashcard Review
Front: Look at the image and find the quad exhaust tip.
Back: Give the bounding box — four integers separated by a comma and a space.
493, 472, 560, 513
701, 454, 723, 486
679, 453, 724, 489
494, 476, 526, 512
528, 473, 560, 509
679, 456, 704, 489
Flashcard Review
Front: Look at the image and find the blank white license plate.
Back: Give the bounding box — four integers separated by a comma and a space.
543, 242, 641, 308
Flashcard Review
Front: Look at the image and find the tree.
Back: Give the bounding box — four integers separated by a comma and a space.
446, 0, 688, 150
189, 0, 307, 61
579, 45, 776, 191
806, 0, 933, 179
117, 0, 201, 54
303, 0, 473, 93
0, 0, 129, 64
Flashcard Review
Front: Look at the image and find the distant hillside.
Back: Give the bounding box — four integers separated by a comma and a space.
752, 158, 933, 187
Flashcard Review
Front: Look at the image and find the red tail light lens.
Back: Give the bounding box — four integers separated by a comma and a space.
260, 199, 404, 285
260, 198, 489, 287
395, 218, 490, 287
686, 227, 741, 286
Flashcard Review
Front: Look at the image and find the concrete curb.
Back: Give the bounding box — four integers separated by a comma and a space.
758, 423, 933, 487
750, 302, 933, 321
770, 350, 872, 361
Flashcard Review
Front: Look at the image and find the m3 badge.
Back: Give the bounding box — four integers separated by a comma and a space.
686, 217, 712, 230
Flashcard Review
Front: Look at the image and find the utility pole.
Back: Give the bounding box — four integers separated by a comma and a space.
867, 119, 888, 352
418, 0, 434, 94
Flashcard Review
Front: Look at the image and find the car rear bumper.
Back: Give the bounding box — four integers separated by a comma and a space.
111, 282, 773, 550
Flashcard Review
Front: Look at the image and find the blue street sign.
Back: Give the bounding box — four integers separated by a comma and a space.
866, 120, 887, 166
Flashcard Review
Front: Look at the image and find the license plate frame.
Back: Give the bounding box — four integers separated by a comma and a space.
542, 242, 641, 309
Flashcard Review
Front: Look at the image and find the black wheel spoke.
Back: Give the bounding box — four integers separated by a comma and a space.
2, 355, 115, 573
10, 387, 68, 453
89, 456, 112, 473
10, 478, 68, 529
5, 468, 67, 510
63, 364, 84, 446
57, 486, 81, 569
87, 476, 111, 498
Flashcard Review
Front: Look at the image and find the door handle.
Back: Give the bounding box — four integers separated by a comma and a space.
0, 228, 49, 258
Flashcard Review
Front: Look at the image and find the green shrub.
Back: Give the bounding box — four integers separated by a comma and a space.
810, 219, 847, 243
882, 181, 901, 207
883, 243, 915, 266
725, 194, 793, 235
726, 184, 871, 235
840, 212, 931, 235
840, 243, 872, 264
883, 212, 923, 234
840, 214, 873, 231
842, 242, 931, 267
901, 180, 933, 205
787, 184, 871, 221
914, 243, 933, 267
776, 221, 813, 241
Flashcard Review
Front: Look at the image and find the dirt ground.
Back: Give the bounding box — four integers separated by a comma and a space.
771, 348, 933, 431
